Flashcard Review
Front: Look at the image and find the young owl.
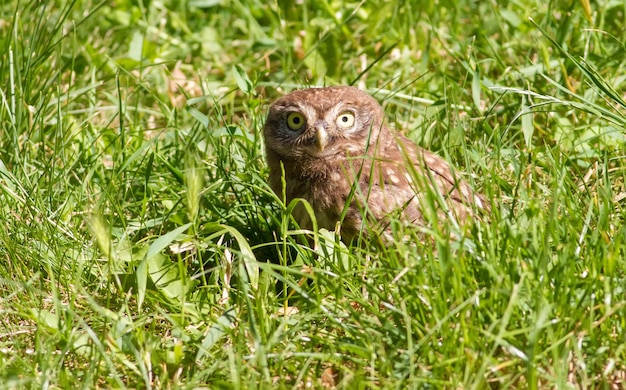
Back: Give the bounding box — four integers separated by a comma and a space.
263, 86, 488, 243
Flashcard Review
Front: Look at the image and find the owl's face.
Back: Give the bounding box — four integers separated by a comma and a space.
263, 86, 386, 160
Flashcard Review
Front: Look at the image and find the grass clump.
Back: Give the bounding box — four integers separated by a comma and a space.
0, 0, 625, 388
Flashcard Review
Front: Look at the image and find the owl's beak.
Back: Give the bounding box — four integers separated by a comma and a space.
315, 125, 328, 152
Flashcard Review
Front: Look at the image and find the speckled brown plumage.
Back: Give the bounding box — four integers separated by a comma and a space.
263, 86, 488, 243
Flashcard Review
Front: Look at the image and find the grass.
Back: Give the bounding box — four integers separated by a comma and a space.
1, 0, 625, 387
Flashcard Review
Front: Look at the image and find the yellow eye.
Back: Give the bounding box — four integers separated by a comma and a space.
336, 112, 355, 128
286, 112, 305, 131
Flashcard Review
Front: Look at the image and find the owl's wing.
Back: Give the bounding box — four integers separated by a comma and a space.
339, 134, 487, 241
360, 138, 486, 225
410, 147, 488, 211
347, 149, 425, 226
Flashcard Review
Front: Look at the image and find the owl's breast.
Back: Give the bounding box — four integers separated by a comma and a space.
281, 159, 354, 232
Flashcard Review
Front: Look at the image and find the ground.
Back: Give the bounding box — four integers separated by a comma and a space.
0, 0, 625, 388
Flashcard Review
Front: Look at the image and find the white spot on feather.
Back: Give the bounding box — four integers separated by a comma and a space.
386, 168, 400, 184
460, 185, 470, 198
423, 154, 437, 166
474, 195, 484, 209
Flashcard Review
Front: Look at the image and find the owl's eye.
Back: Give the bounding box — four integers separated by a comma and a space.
336, 112, 355, 128
286, 112, 305, 131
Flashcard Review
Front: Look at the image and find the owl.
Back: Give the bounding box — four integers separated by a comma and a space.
263, 86, 488, 243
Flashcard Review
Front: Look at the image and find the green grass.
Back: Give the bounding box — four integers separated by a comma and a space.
1, 0, 625, 388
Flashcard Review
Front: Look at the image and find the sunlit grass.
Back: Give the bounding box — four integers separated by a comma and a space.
0, 0, 625, 388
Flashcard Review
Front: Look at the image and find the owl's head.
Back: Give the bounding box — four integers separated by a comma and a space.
263, 86, 386, 161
